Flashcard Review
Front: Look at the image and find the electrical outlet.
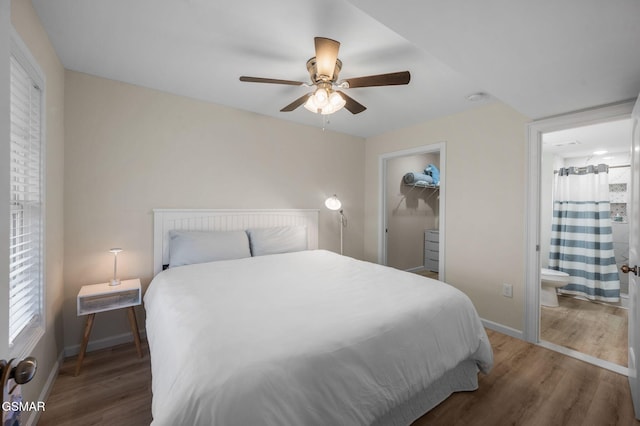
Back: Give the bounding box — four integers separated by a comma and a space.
502, 283, 513, 298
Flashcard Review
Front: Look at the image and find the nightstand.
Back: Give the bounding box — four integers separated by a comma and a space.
75, 278, 143, 375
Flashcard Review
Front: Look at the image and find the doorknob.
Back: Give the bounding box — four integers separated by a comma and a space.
621, 264, 639, 276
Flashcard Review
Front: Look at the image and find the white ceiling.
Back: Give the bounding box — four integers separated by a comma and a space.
542, 118, 632, 160
32, 0, 640, 138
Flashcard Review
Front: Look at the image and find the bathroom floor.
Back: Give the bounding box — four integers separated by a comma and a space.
540, 295, 628, 366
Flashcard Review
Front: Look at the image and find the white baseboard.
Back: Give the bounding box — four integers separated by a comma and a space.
481, 318, 524, 340
64, 329, 147, 358
23, 350, 64, 426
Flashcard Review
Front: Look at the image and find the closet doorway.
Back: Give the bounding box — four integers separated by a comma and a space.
378, 143, 445, 281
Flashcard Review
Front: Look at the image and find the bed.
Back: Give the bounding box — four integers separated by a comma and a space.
145, 209, 493, 425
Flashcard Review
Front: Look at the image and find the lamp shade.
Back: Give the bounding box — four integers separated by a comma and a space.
325, 195, 342, 211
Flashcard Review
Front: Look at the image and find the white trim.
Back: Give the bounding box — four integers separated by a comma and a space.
153, 209, 319, 275
7, 26, 47, 359
481, 318, 524, 340
23, 350, 64, 426
525, 100, 635, 345
9, 28, 44, 89
378, 143, 446, 281
524, 122, 542, 343
0, 0, 11, 354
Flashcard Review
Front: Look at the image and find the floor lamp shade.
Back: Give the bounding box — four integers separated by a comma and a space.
324, 195, 345, 255
325, 195, 342, 211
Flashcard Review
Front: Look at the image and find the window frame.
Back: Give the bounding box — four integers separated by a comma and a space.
7, 28, 46, 359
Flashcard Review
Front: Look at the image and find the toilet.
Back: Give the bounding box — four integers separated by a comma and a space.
540, 268, 571, 307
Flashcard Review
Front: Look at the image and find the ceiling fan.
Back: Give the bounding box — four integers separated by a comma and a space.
239, 37, 410, 115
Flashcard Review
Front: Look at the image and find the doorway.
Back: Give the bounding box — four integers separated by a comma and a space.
378, 143, 445, 280
539, 119, 632, 368
525, 100, 635, 375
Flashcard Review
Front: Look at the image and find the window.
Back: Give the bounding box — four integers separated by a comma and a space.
8, 46, 44, 350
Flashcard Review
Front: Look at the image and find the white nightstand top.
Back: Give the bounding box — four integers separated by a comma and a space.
77, 278, 142, 316
78, 278, 141, 298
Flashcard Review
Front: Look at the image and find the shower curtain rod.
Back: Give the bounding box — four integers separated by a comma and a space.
553, 164, 630, 174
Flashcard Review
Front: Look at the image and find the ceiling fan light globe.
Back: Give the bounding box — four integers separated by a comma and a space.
320, 105, 335, 115
329, 91, 346, 107
304, 96, 320, 113
313, 88, 329, 107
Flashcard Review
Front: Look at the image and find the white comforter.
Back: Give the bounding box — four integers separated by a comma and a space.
144, 250, 492, 425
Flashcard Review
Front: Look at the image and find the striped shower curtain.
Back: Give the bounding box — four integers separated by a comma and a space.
548, 164, 620, 302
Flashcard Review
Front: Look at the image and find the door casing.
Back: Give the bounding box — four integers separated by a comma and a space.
524, 100, 635, 346
378, 142, 446, 281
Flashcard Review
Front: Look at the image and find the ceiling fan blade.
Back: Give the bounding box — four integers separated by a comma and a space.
240, 76, 305, 86
280, 93, 312, 112
314, 37, 340, 80
343, 71, 411, 88
336, 91, 366, 114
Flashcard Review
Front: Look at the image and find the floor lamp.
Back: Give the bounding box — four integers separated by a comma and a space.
325, 195, 345, 255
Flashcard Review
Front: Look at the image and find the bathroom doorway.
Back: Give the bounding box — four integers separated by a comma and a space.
524, 100, 635, 375
378, 143, 445, 281
539, 118, 632, 368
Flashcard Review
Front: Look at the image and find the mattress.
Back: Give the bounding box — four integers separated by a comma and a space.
144, 249, 493, 425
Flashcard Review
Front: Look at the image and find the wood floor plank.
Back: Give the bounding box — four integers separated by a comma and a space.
415, 330, 639, 426
39, 330, 639, 426
540, 295, 628, 366
38, 342, 152, 426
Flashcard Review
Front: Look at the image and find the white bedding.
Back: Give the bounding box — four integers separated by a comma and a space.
144, 250, 493, 425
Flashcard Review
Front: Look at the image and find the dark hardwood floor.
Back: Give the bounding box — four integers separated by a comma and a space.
38, 330, 639, 425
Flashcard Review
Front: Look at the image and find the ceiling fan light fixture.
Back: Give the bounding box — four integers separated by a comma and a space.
240, 37, 410, 116
304, 89, 345, 115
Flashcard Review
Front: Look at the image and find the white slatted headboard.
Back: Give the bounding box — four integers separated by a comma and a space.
153, 209, 319, 275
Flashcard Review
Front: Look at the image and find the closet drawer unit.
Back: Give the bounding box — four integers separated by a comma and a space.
425, 249, 439, 261
425, 259, 439, 273
425, 230, 439, 243
424, 229, 440, 272
425, 241, 439, 252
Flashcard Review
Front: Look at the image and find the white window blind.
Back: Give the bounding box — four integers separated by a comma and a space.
9, 54, 43, 345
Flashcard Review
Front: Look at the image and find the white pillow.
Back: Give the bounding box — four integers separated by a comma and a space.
246, 226, 307, 256
168, 230, 251, 268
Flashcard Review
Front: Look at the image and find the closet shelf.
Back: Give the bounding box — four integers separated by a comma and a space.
404, 182, 439, 189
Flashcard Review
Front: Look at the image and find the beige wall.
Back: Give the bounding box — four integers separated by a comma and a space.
3, 3, 532, 399
63, 71, 365, 348
10, 0, 66, 413
386, 153, 439, 270
365, 102, 530, 330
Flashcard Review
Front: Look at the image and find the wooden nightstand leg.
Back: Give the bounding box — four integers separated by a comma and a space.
75, 313, 95, 376
127, 307, 143, 358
